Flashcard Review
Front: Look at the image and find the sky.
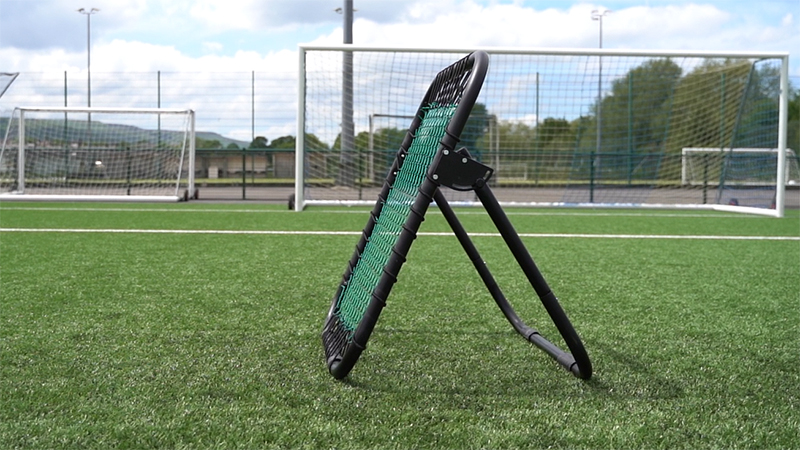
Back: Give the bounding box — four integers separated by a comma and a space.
1, 0, 798, 75
0, 0, 798, 143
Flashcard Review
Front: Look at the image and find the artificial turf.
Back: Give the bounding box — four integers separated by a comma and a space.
1, 202, 798, 448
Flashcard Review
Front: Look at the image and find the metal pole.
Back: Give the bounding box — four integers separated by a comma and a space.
157, 71, 162, 151
77, 8, 99, 107
534, 72, 540, 185
251, 70, 255, 142
87, 11, 92, 147
368, 113, 374, 183
64, 71, 69, 183
294, 48, 307, 210
628, 72, 633, 185
87, 13, 91, 108
775, 56, 789, 217
591, 9, 610, 200
596, 12, 602, 157
337, 0, 355, 186
18, 110, 25, 193
77, 8, 98, 147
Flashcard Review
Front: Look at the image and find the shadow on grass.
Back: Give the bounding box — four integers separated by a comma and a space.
331, 329, 685, 404
572, 340, 686, 401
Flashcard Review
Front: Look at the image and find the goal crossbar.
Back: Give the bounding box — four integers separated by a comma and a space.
299, 45, 789, 60
15, 106, 193, 115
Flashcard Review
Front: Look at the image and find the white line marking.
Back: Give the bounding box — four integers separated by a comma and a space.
0, 228, 359, 236
0, 205, 764, 218
0, 206, 292, 214
1, 228, 798, 240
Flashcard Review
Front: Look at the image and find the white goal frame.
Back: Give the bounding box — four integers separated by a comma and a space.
0, 106, 196, 202
295, 45, 790, 217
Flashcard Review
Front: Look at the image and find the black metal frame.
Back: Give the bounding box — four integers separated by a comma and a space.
322, 51, 592, 380
433, 149, 592, 379
322, 52, 489, 379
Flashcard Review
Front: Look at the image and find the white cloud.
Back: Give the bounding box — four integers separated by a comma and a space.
202, 42, 224, 54
607, 4, 730, 50
189, 0, 260, 32
2, 0, 798, 141
3, 1, 797, 67
308, 2, 748, 52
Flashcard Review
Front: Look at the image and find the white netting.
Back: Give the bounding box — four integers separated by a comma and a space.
682, 148, 800, 208
297, 47, 790, 215
0, 107, 194, 201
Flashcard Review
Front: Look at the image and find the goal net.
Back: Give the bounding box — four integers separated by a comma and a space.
295, 46, 791, 216
0, 107, 195, 202
0, 72, 19, 99
682, 148, 800, 208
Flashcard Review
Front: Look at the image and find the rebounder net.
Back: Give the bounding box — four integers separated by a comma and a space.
322, 105, 455, 364
329, 105, 455, 333
322, 53, 487, 379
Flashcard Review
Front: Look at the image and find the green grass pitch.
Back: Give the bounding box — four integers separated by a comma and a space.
1, 202, 798, 449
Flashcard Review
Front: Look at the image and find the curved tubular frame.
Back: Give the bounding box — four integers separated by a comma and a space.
322, 52, 489, 379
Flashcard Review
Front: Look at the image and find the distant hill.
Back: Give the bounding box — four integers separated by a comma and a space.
196, 131, 250, 148
0, 116, 249, 149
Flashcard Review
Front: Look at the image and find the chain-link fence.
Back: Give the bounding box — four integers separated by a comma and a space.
2, 70, 798, 204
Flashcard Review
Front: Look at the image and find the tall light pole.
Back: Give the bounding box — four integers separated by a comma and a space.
78, 7, 98, 150
591, 9, 609, 157
335, 1, 355, 186
77, 8, 99, 108
590, 9, 609, 202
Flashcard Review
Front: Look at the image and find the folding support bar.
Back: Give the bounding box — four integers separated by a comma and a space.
472, 185, 592, 379
433, 186, 591, 379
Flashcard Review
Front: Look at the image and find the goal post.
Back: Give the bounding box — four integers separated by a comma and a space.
295, 46, 791, 217
681, 147, 800, 215
0, 106, 196, 202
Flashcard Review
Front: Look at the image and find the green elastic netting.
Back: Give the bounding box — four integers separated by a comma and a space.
335, 104, 457, 331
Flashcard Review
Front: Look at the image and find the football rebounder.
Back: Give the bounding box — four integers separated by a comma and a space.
322, 51, 592, 380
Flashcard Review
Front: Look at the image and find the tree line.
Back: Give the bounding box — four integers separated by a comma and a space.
326, 58, 798, 157
195, 133, 329, 151
469, 58, 796, 158
200, 57, 799, 169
